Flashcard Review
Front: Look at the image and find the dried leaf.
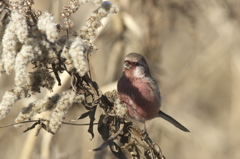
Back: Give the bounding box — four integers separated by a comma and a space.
92, 139, 112, 151
23, 120, 40, 133
73, 110, 91, 121
109, 142, 127, 159
94, 121, 124, 151
88, 106, 96, 139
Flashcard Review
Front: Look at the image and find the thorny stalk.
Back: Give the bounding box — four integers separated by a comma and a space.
0, 0, 165, 158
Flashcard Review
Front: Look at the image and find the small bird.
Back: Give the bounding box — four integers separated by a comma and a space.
117, 52, 189, 132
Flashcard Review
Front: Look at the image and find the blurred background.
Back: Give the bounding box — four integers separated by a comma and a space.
1, 0, 240, 158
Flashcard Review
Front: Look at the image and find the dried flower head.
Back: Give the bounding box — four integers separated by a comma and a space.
14, 38, 43, 89
38, 12, 58, 42
115, 98, 127, 118
0, 90, 16, 120
80, 1, 118, 41
0, 86, 30, 120
15, 94, 60, 127
2, 20, 19, 74
28, 69, 55, 93
11, 10, 28, 43
62, 0, 80, 17
61, 40, 75, 71
49, 89, 85, 133
69, 37, 89, 76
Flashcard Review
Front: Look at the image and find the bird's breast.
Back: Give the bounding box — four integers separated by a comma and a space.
117, 76, 160, 122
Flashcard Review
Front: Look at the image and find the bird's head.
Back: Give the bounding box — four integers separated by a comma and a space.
122, 53, 151, 79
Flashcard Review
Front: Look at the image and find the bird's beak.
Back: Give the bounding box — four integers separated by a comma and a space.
123, 61, 131, 69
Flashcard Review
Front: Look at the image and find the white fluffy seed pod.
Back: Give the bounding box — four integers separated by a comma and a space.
11, 10, 28, 43
49, 89, 85, 133
14, 44, 35, 86
14, 38, 42, 86
38, 39, 58, 63
2, 20, 19, 74
0, 90, 16, 120
38, 12, 58, 42
15, 94, 60, 127
0, 86, 30, 120
69, 37, 89, 76
61, 41, 75, 71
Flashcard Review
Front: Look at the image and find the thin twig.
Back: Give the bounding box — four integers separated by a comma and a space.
0, 120, 98, 128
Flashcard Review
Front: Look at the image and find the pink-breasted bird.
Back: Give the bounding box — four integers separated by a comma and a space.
117, 52, 189, 132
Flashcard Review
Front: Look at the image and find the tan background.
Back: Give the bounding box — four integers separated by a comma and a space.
0, 0, 240, 159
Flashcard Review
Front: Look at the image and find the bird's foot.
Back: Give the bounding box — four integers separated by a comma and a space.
141, 129, 149, 139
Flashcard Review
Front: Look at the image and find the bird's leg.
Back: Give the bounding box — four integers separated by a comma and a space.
141, 122, 149, 139
144, 122, 147, 132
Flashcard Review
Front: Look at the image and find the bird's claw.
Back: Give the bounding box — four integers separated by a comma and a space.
141, 129, 149, 140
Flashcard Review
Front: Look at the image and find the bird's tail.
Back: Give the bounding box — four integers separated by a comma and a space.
157, 110, 190, 132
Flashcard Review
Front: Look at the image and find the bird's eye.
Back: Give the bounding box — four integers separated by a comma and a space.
135, 62, 140, 66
